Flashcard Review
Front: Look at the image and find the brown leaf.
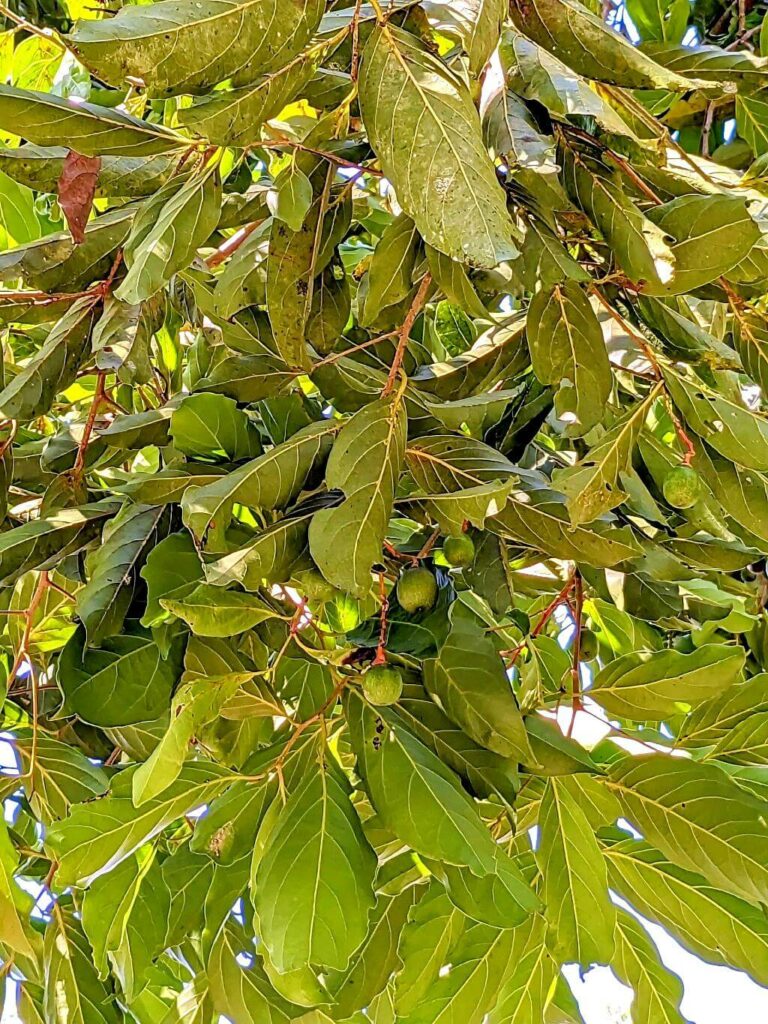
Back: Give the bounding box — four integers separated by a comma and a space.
58, 150, 101, 245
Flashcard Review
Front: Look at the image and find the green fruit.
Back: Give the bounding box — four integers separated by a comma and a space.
443, 533, 475, 568
363, 664, 403, 706
663, 465, 702, 509
578, 628, 599, 661
396, 566, 439, 613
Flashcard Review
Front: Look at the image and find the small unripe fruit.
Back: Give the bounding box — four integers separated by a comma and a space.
443, 533, 475, 568
663, 465, 702, 509
363, 664, 403, 705
578, 628, 599, 661
396, 566, 438, 613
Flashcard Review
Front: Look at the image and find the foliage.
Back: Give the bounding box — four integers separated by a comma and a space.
5, 0, 768, 1021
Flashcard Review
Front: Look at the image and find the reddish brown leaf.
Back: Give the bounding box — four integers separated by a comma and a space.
58, 150, 101, 245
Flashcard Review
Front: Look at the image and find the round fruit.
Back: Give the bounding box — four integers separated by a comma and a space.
663, 465, 702, 509
363, 664, 403, 705
578, 628, 599, 661
396, 566, 439, 613
443, 533, 476, 568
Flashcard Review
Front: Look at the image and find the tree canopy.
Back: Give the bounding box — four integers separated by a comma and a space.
4, 0, 768, 1022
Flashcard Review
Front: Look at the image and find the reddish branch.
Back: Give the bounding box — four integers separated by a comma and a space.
381, 273, 432, 397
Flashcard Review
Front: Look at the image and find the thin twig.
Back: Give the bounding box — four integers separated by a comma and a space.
381, 273, 431, 397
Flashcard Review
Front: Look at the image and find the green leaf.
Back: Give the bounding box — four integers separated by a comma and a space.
486, 917, 556, 1024
76, 502, 168, 644
325, 887, 422, 1018
56, 624, 183, 727
161, 583, 276, 636
590, 643, 745, 720
253, 756, 377, 971
309, 397, 407, 596
362, 214, 422, 327
526, 282, 611, 437
537, 776, 616, 965
8, 732, 108, 824
132, 674, 247, 805
552, 389, 660, 524
612, 908, 687, 1024
270, 162, 314, 233
508, 0, 695, 90
44, 909, 120, 1024
737, 93, 768, 156
0, 84, 185, 155
208, 924, 302, 1024
116, 169, 221, 305
179, 46, 323, 147
170, 393, 262, 462
645, 195, 762, 293
0, 298, 97, 420
69, 0, 325, 97
182, 419, 335, 546
81, 850, 170, 1000
47, 762, 234, 886
427, 0, 506, 78
607, 753, 768, 905
605, 837, 768, 987
432, 846, 540, 928
345, 688, 497, 874
423, 602, 533, 761
0, 818, 36, 958
359, 24, 518, 268
140, 531, 205, 627
0, 502, 116, 587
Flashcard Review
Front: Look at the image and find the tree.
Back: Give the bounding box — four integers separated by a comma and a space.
3, 0, 768, 1020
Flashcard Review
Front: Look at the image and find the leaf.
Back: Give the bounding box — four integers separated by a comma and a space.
0, 297, 97, 420
170, 393, 262, 462
526, 282, 611, 436
0, 501, 116, 587
359, 24, 518, 268
56, 624, 183, 727
0, 818, 36, 958
508, 0, 695, 90
58, 150, 100, 245
140, 531, 205, 627
362, 214, 422, 327
645, 195, 762, 293
486, 917, 556, 1024
0, 84, 186, 155
325, 887, 422, 1018
607, 753, 768, 905
208, 925, 302, 1024
563, 153, 675, 288
309, 397, 407, 596
92, 294, 161, 385
665, 367, 768, 472
552, 389, 660, 525
398, 918, 519, 1024
0, 144, 176, 197
132, 675, 246, 805
116, 169, 221, 305
643, 41, 768, 89
179, 45, 323, 147
161, 583, 276, 636
590, 643, 745, 720
3, 743, 101, 848
182, 419, 335, 546
426, 0, 506, 77
69, 0, 325, 97
537, 777, 616, 965
345, 688, 497, 874
612, 908, 689, 1024
270, 162, 314, 233
44, 909, 120, 1024
47, 762, 234, 886
81, 851, 170, 999
254, 757, 377, 971
76, 502, 168, 644
737, 94, 768, 156
423, 602, 533, 761
604, 837, 768, 986
432, 846, 539, 928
